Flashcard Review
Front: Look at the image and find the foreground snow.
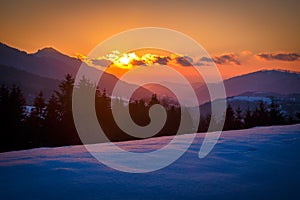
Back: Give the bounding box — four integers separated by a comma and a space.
1, 125, 300, 199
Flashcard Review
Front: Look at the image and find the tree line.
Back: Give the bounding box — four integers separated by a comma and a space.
0, 74, 299, 152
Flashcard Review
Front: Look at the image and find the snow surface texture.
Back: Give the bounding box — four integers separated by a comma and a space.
1, 125, 300, 199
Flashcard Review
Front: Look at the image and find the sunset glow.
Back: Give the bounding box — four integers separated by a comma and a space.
79, 48, 300, 81
86, 49, 181, 69
0, 0, 299, 79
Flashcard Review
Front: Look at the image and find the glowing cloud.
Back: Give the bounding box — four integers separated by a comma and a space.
85, 50, 193, 69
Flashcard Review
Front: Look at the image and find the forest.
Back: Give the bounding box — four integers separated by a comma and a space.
1, 74, 299, 153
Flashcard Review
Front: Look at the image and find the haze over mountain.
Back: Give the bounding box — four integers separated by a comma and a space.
0, 65, 60, 102
146, 70, 300, 105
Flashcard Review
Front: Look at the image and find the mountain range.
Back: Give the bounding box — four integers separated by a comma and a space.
0, 43, 152, 102
1, 42, 300, 105
195, 69, 300, 103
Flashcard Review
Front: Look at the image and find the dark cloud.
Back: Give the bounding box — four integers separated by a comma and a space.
175, 56, 193, 66
131, 59, 146, 66
199, 56, 214, 62
92, 59, 112, 67
213, 54, 240, 65
183, 56, 193, 63
154, 56, 170, 65
257, 52, 300, 61
192, 56, 214, 66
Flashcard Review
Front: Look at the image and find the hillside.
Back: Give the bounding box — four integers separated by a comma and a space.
0, 42, 80, 79
0, 43, 153, 102
223, 70, 300, 96
0, 65, 60, 103
194, 69, 300, 103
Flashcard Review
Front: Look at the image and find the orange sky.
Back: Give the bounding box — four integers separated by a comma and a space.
89, 48, 300, 82
0, 0, 300, 79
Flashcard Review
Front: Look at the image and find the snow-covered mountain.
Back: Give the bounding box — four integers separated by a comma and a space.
0, 124, 299, 199
194, 70, 300, 103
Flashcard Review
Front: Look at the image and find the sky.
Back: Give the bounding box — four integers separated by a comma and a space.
0, 0, 300, 79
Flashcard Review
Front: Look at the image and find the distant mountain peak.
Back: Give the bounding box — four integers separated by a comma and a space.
225, 69, 300, 82
34, 47, 63, 57
0, 42, 28, 55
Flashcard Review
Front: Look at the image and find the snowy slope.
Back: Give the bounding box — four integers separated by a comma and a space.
1, 125, 300, 199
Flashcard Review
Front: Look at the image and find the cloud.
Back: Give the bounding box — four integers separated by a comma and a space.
154, 56, 170, 65
92, 59, 112, 67
183, 56, 193, 63
175, 56, 193, 66
199, 56, 214, 62
213, 53, 240, 65
192, 56, 214, 66
257, 52, 300, 61
131, 59, 146, 66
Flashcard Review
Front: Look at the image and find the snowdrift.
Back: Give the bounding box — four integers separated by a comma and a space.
1, 125, 300, 199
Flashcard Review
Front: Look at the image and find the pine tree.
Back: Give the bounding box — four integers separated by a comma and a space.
26, 91, 46, 147
95, 89, 112, 136
198, 114, 209, 132
44, 94, 60, 146
179, 107, 194, 134
269, 99, 284, 125
95, 89, 111, 121
296, 112, 300, 122
0, 85, 9, 126
224, 105, 235, 130
208, 114, 220, 132
166, 105, 181, 135
8, 85, 26, 127
244, 109, 254, 128
55, 74, 74, 118
54, 74, 80, 145
33, 91, 46, 118
234, 107, 244, 129
45, 94, 60, 124
7, 85, 26, 150
0, 85, 10, 151
255, 101, 269, 126
129, 99, 149, 126
149, 94, 160, 106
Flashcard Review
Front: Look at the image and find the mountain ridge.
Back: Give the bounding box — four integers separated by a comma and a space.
0, 43, 153, 103
1, 42, 300, 105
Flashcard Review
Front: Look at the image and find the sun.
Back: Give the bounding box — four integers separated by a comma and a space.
82, 48, 178, 72
119, 56, 131, 65
113, 53, 139, 69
